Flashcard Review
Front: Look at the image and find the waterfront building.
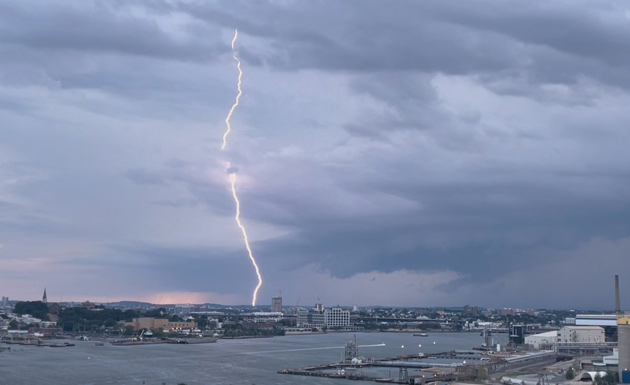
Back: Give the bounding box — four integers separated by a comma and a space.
271, 296, 282, 313
127, 317, 196, 331
324, 306, 350, 328
509, 324, 525, 345
28, 326, 63, 336
525, 331, 557, 350
295, 308, 326, 328
296, 308, 309, 327
310, 311, 325, 327
557, 326, 605, 343
250, 312, 282, 323
577, 314, 618, 327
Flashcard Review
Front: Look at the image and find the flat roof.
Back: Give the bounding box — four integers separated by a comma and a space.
526, 331, 557, 338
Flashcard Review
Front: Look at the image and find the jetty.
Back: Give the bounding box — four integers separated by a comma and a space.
279, 337, 465, 384
110, 336, 217, 346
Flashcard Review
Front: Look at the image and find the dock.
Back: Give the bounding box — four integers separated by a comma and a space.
279, 352, 461, 384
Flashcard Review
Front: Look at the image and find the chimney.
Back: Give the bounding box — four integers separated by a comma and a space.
616, 275, 621, 316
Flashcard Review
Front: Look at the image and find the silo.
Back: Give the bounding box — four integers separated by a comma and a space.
619, 316, 630, 383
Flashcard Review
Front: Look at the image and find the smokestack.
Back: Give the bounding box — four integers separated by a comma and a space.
616, 275, 621, 316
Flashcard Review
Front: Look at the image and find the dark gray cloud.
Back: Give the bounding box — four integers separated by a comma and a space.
0, 1, 223, 62
1, 0, 630, 309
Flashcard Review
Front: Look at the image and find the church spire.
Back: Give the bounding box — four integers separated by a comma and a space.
42, 288, 47, 304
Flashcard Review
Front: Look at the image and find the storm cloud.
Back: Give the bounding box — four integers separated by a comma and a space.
1, 0, 629, 309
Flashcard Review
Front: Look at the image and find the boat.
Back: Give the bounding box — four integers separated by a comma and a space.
49, 342, 75, 347
413, 333, 429, 337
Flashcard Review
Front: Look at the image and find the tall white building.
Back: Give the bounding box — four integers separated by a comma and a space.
324, 307, 350, 328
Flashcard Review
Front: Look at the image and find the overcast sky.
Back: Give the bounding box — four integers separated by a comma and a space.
1, 0, 630, 310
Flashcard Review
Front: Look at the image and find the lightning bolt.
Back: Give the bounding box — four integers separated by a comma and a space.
229, 172, 263, 306
222, 29, 243, 150
222, 29, 263, 306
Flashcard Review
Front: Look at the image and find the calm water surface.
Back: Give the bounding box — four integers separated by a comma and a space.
0, 332, 507, 385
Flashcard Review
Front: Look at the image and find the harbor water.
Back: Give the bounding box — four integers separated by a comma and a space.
0, 332, 507, 385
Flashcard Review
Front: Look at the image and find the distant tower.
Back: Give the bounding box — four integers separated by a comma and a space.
271, 295, 282, 313
616, 275, 621, 316
42, 288, 48, 304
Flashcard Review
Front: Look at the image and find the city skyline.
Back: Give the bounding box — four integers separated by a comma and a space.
2, 1, 630, 309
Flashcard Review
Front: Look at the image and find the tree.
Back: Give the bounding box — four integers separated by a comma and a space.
593, 373, 615, 385
604, 372, 617, 385
565, 367, 575, 380
196, 316, 209, 328
13, 301, 49, 321
143, 308, 167, 318
123, 309, 139, 321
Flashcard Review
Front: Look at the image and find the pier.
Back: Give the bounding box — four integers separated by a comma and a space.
278, 351, 464, 384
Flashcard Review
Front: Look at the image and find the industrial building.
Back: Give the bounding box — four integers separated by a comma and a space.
127, 317, 196, 332
619, 315, 630, 382
524, 331, 557, 350
576, 314, 618, 327
557, 326, 605, 344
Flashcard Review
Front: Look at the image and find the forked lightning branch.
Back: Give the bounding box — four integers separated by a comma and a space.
221, 29, 263, 307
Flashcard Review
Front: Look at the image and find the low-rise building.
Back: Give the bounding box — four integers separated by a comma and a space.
525, 331, 557, 350
20, 314, 42, 325
127, 317, 196, 332
557, 326, 605, 344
